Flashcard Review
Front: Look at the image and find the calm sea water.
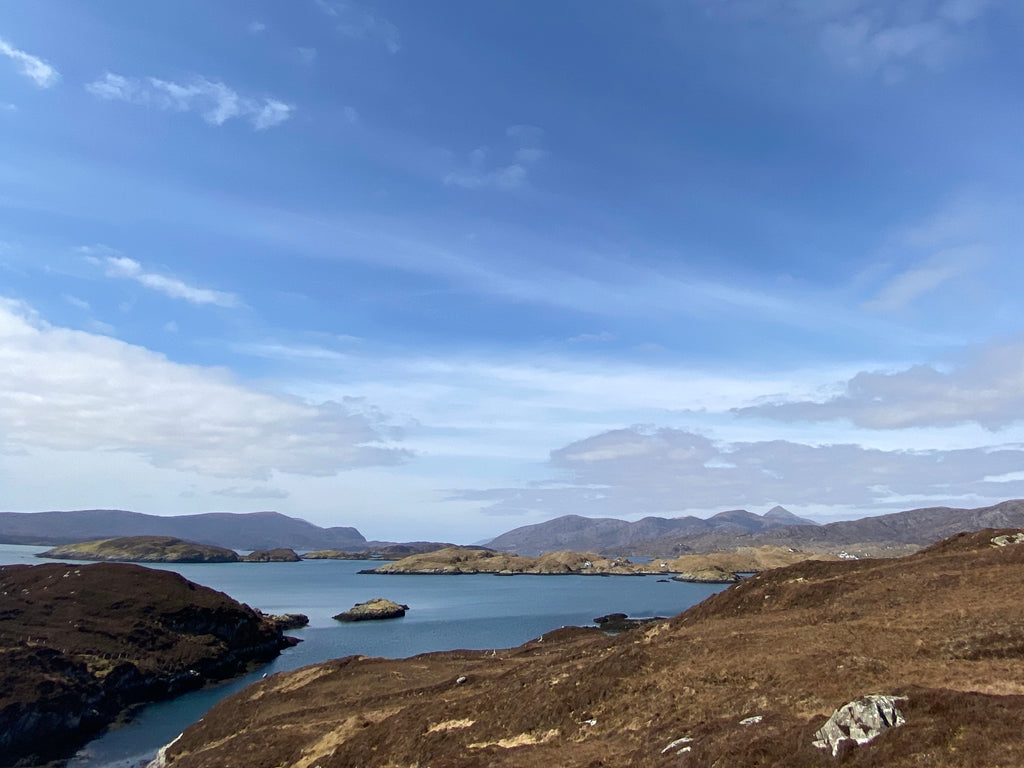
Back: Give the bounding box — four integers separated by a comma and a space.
0, 544, 727, 767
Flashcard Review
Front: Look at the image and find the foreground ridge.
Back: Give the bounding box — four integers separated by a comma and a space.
153, 527, 1024, 767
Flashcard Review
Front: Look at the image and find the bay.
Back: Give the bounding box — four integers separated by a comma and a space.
0, 544, 727, 767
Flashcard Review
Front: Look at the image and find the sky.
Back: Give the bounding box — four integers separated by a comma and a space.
3, 0, 1024, 543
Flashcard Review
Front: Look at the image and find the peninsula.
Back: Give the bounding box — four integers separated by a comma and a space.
0, 562, 298, 767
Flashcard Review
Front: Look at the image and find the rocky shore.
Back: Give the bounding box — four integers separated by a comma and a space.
363, 545, 835, 579
0, 562, 297, 767
149, 529, 1024, 767
333, 598, 409, 622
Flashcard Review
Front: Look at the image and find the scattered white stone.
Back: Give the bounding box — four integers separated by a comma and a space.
661, 736, 693, 754
677, 745, 692, 754
582, 718, 597, 727
812, 694, 907, 757
739, 715, 763, 726
991, 533, 1024, 547
456, 675, 467, 685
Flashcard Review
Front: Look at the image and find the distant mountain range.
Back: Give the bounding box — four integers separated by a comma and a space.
485, 505, 816, 554
0, 509, 368, 551
484, 501, 1024, 556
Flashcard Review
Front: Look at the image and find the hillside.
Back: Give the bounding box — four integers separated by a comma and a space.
486, 500, 1024, 557
0, 509, 367, 550
38, 536, 240, 563
485, 506, 817, 554
151, 527, 1024, 767
648, 498, 1024, 556
0, 562, 294, 767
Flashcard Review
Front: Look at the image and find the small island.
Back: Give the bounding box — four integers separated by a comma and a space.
37, 535, 240, 563
241, 548, 301, 562
333, 597, 409, 622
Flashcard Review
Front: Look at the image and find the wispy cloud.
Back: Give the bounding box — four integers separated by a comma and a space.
444, 125, 547, 191
247, 21, 267, 34
0, 298, 408, 479
314, 0, 401, 54
85, 72, 293, 130
0, 36, 59, 88
691, 0, 999, 79
212, 485, 290, 499
864, 246, 979, 312
82, 246, 242, 308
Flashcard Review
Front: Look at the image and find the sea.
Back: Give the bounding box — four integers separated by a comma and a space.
0, 544, 728, 767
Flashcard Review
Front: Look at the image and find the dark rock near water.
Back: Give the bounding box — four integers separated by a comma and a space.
593, 612, 664, 632
333, 598, 409, 622
0, 562, 292, 768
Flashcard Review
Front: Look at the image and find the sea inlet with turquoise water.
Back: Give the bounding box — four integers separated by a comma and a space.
0, 543, 730, 767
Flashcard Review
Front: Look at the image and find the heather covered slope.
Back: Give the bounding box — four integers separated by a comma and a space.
38, 535, 240, 563
0, 563, 293, 767
156, 528, 1024, 768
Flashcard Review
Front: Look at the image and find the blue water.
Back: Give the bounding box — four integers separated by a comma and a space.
0, 544, 727, 767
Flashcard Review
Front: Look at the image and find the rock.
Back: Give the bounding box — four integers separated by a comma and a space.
991, 532, 1024, 547
812, 694, 907, 756
333, 598, 409, 622
739, 715, 763, 726
242, 548, 300, 562
259, 612, 310, 630
593, 613, 664, 632
671, 566, 741, 583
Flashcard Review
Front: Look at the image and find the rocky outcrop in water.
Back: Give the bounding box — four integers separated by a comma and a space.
241, 548, 300, 562
333, 598, 409, 621
0, 562, 295, 767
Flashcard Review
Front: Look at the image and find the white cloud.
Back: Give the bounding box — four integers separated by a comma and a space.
314, 0, 401, 54
736, 337, 1024, 431
248, 21, 267, 34
568, 331, 616, 343
0, 298, 408, 479
83, 246, 241, 308
456, 425, 1024, 517
297, 47, 318, 65
444, 125, 546, 191
0, 36, 59, 88
85, 72, 293, 130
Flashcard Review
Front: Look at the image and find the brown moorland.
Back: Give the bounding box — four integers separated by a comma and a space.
0, 562, 294, 767
155, 528, 1024, 768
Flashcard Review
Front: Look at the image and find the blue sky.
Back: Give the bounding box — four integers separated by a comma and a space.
3, 0, 1024, 542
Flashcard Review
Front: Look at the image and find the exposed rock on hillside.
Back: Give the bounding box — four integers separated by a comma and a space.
37, 536, 239, 563
0, 562, 294, 767
333, 598, 409, 622
153, 528, 1024, 768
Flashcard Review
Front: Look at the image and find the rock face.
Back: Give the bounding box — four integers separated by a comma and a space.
593, 613, 664, 632
241, 548, 300, 562
333, 598, 409, 622
152, 527, 1024, 768
0, 562, 294, 768
37, 536, 240, 563
812, 694, 907, 756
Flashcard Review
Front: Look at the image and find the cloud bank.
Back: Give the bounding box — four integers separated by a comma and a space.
736, 339, 1024, 431
0, 299, 408, 479
86, 72, 293, 129
457, 425, 1024, 517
